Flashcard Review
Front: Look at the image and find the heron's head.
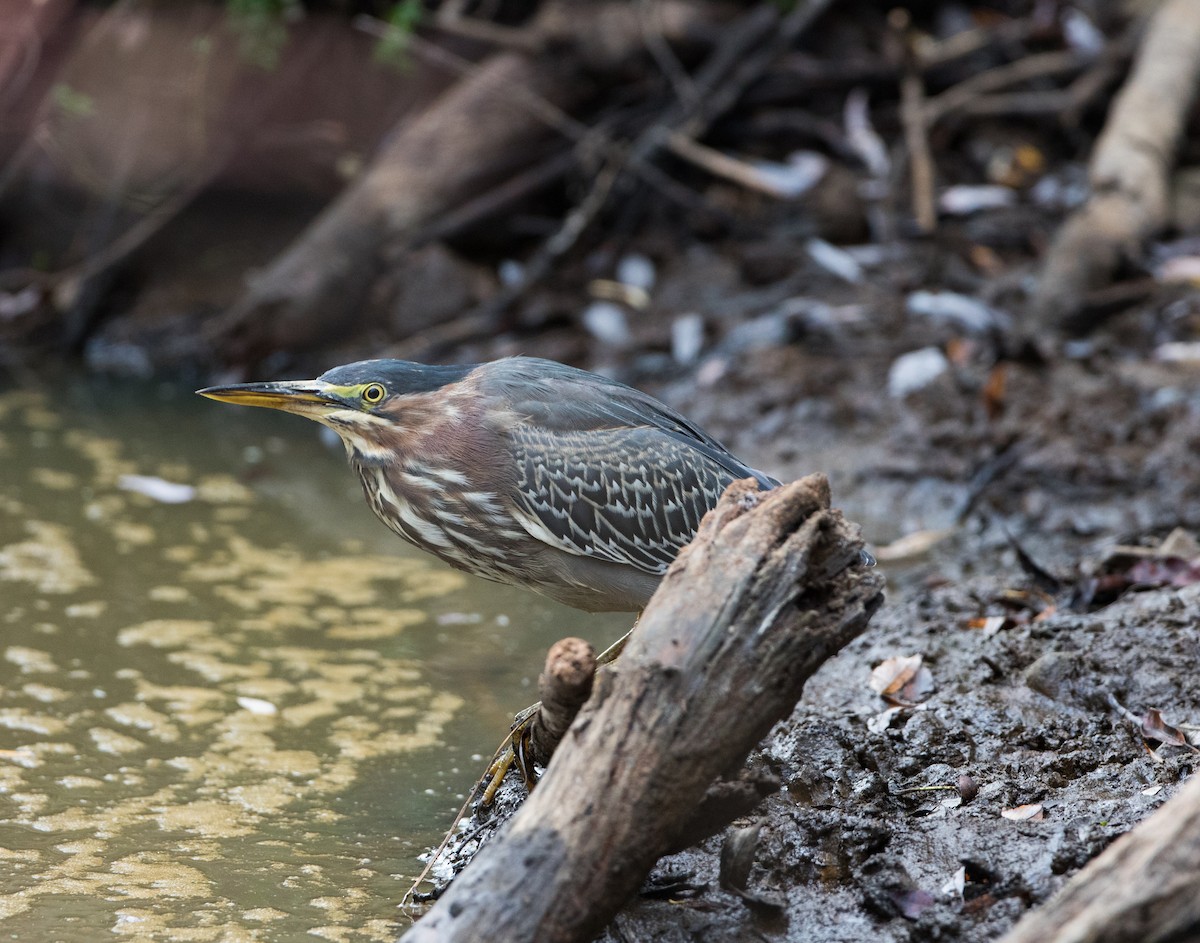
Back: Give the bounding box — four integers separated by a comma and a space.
198, 359, 476, 461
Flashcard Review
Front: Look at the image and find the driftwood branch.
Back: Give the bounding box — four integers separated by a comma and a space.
998, 771, 1200, 943
1032, 0, 1200, 329
403, 474, 884, 943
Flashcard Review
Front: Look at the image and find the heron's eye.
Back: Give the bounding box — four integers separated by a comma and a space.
362, 383, 386, 405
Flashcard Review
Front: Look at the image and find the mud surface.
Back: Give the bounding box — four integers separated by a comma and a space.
19, 218, 1199, 940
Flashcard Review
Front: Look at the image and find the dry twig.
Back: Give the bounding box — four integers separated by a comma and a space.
891, 9, 936, 234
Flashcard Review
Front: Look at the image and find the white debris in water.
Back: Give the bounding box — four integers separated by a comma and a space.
888, 347, 950, 398
117, 475, 196, 504
236, 696, 278, 716
436, 612, 483, 626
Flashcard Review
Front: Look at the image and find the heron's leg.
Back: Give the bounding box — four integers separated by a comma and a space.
595, 609, 641, 665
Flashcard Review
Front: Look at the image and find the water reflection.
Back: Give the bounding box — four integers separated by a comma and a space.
0, 379, 629, 939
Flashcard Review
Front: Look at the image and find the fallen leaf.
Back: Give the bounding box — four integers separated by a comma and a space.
870, 654, 935, 706
1159, 528, 1200, 558
1154, 341, 1200, 362
870, 655, 920, 696
941, 866, 966, 900
906, 290, 1010, 333
1127, 557, 1200, 588
891, 887, 936, 920
966, 615, 1011, 635
873, 528, 954, 562
982, 363, 1008, 421
1001, 803, 1044, 821
1141, 709, 1196, 750
867, 705, 907, 733
995, 588, 1058, 622
1154, 256, 1200, 286
939, 184, 1015, 216
888, 347, 950, 398
968, 244, 1006, 276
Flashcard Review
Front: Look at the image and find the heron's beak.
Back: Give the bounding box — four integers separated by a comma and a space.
196, 380, 340, 416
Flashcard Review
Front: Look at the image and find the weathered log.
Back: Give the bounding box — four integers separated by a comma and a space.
998, 770, 1200, 943
1032, 0, 1200, 329
402, 474, 884, 943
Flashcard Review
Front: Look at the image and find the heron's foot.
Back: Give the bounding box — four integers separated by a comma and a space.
477, 622, 639, 806
479, 702, 541, 805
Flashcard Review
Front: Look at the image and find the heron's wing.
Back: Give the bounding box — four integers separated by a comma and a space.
483, 357, 778, 573
506, 424, 742, 574
485, 357, 780, 484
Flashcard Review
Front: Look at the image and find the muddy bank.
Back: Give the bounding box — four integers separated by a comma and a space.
592, 576, 1199, 942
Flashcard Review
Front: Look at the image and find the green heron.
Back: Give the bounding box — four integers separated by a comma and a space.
198, 356, 783, 614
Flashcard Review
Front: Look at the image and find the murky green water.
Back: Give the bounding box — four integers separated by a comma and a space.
0, 376, 629, 940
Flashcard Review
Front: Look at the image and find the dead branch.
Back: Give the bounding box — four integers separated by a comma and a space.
891, 9, 936, 234
409, 149, 577, 247
924, 49, 1091, 126
208, 1, 716, 364
664, 132, 793, 197
471, 0, 834, 322
1032, 0, 1200, 329
997, 771, 1200, 943
525, 637, 596, 768
403, 474, 883, 943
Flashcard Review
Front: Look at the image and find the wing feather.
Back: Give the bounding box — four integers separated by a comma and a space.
507, 424, 764, 575
481, 357, 779, 574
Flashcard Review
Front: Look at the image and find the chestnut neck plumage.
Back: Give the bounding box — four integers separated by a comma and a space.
333, 379, 531, 586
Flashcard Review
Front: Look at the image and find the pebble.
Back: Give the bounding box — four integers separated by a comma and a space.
581, 301, 633, 348
888, 347, 950, 398
616, 254, 656, 291
671, 314, 705, 365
